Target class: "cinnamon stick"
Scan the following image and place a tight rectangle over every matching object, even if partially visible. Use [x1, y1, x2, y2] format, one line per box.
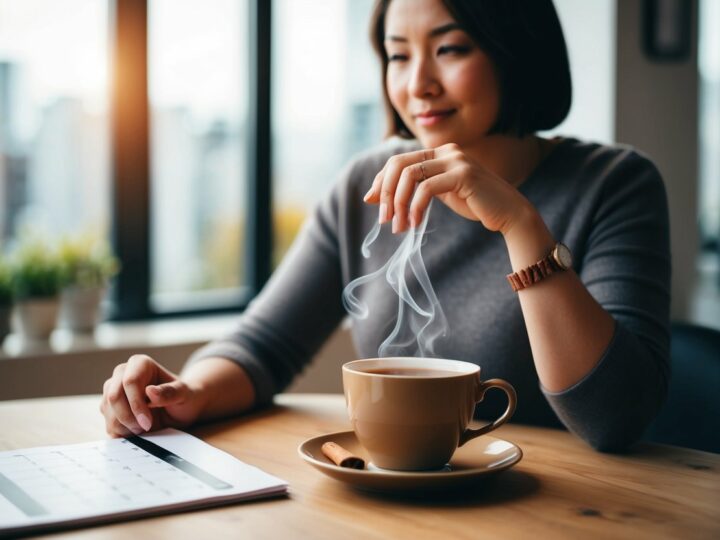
[321, 442, 365, 469]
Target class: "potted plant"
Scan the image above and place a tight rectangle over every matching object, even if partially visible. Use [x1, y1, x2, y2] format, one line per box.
[57, 234, 120, 333]
[10, 238, 64, 340]
[0, 256, 12, 344]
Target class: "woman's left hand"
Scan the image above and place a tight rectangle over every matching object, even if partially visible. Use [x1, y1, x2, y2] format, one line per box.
[364, 143, 531, 235]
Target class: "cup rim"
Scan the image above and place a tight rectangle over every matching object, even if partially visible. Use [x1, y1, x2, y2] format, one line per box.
[342, 357, 480, 378]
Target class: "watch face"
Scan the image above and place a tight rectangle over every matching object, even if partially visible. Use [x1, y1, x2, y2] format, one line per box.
[555, 243, 573, 269]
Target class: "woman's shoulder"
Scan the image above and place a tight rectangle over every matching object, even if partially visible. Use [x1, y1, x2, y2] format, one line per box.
[555, 136, 663, 185]
[550, 137, 668, 225]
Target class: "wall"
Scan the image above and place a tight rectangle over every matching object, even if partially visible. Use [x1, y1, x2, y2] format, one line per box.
[615, 0, 699, 320]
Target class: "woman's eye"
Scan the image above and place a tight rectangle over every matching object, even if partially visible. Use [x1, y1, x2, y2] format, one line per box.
[388, 53, 408, 62]
[438, 45, 470, 56]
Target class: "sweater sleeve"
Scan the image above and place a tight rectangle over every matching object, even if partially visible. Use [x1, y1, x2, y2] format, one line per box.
[541, 150, 671, 452]
[183, 165, 350, 408]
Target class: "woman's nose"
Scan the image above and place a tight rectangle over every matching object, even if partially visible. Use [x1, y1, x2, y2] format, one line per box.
[408, 58, 442, 98]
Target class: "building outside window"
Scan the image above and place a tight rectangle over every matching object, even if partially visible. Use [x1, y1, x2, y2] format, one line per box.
[0, 0, 111, 249]
[148, 0, 249, 313]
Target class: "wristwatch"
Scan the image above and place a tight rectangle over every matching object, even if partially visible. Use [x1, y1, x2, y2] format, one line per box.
[506, 242, 573, 292]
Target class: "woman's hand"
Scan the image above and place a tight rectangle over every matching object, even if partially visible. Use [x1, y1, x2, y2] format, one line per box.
[364, 143, 532, 234]
[100, 355, 204, 438]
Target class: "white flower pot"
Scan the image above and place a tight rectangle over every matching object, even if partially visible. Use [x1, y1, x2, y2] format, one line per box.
[58, 285, 106, 333]
[12, 297, 60, 340]
[0, 305, 11, 343]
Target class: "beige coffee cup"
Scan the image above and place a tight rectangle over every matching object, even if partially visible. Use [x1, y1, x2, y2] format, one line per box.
[342, 357, 517, 471]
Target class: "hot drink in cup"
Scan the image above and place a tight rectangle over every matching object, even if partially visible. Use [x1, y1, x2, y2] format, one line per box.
[342, 357, 517, 471]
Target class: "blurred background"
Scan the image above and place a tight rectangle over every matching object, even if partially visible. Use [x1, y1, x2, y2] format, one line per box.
[0, 0, 717, 397]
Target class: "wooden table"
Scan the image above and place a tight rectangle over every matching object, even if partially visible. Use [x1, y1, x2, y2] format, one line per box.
[0, 394, 717, 539]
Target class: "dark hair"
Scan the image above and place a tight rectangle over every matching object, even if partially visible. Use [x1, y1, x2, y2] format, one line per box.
[370, 0, 572, 138]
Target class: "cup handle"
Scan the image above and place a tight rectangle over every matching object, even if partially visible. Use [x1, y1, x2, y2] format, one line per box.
[458, 378, 517, 447]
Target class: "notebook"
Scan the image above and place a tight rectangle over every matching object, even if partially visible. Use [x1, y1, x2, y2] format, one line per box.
[0, 428, 288, 537]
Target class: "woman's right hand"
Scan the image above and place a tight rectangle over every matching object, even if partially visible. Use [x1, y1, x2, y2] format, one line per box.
[100, 354, 204, 438]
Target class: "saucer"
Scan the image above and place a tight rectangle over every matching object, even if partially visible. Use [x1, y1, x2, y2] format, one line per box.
[298, 430, 522, 493]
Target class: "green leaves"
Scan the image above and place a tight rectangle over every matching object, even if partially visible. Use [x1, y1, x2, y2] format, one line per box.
[57, 234, 120, 289]
[0, 233, 120, 302]
[8, 239, 64, 300]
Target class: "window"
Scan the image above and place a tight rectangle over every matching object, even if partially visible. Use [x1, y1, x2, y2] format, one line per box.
[698, 0, 720, 257]
[271, 0, 383, 264]
[148, 0, 249, 313]
[0, 0, 111, 247]
[111, 0, 265, 320]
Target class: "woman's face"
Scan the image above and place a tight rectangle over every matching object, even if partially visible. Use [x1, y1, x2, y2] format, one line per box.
[384, 0, 501, 149]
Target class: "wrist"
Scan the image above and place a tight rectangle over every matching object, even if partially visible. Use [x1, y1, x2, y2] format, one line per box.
[179, 372, 212, 417]
[501, 197, 539, 237]
[181, 357, 257, 421]
[502, 202, 555, 271]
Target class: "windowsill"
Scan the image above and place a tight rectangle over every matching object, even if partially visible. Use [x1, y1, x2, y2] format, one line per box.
[0, 313, 246, 401]
[0, 313, 242, 361]
[0, 313, 353, 401]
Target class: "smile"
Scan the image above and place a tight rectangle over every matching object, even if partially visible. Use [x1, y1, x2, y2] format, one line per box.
[414, 109, 456, 127]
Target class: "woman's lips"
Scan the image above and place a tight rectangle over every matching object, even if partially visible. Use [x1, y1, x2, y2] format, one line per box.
[414, 109, 456, 127]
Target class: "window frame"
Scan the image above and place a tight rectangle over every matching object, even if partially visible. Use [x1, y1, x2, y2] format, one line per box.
[109, 0, 272, 320]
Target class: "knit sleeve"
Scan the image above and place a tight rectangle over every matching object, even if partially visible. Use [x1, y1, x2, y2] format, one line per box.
[542, 150, 671, 451]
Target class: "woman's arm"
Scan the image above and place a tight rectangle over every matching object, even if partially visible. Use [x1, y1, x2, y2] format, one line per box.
[366, 142, 671, 451]
[502, 203, 616, 393]
[504, 153, 671, 451]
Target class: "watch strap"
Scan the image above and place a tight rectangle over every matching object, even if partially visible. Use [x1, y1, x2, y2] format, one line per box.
[506, 248, 563, 292]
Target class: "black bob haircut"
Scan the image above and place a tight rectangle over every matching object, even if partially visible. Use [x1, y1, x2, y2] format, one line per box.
[370, 0, 572, 138]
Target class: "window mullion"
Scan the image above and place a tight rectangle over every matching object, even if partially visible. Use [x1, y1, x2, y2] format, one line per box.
[109, 0, 151, 320]
[246, 0, 273, 294]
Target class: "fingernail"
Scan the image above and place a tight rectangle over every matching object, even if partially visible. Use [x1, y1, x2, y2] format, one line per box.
[137, 413, 151, 431]
[379, 203, 388, 224]
[363, 188, 373, 201]
[392, 215, 399, 234]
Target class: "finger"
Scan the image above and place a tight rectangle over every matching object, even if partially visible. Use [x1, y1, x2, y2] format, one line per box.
[392, 162, 423, 233]
[101, 379, 135, 438]
[377, 148, 434, 224]
[408, 172, 459, 228]
[99, 379, 111, 416]
[146, 380, 190, 408]
[106, 364, 143, 435]
[123, 355, 156, 431]
[393, 157, 445, 233]
[107, 417, 135, 438]
[363, 168, 385, 204]
[101, 377, 111, 402]
[434, 142, 460, 158]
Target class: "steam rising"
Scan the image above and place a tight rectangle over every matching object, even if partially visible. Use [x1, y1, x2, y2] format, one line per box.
[342, 200, 448, 357]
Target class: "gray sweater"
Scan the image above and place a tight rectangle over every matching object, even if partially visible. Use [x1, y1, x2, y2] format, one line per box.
[188, 137, 671, 452]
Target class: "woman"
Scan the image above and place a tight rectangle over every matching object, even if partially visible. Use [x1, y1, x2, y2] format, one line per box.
[100, 0, 670, 452]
